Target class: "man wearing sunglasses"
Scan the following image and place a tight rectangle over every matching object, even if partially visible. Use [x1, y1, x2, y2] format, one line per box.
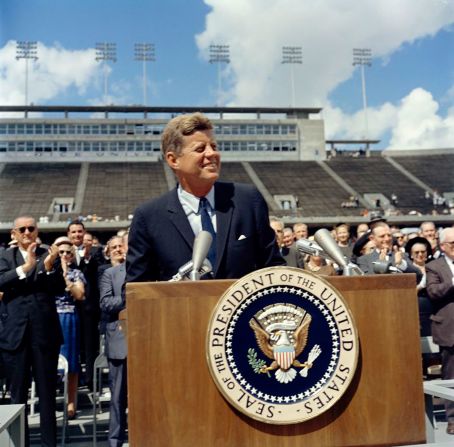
[0, 216, 64, 446]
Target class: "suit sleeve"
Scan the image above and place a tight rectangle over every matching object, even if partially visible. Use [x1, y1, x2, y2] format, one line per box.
[251, 188, 285, 268]
[126, 206, 157, 283]
[356, 254, 371, 274]
[100, 269, 124, 315]
[426, 261, 454, 301]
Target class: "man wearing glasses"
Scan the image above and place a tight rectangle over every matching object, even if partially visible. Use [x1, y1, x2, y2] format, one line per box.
[0, 216, 64, 446]
[427, 227, 454, 435]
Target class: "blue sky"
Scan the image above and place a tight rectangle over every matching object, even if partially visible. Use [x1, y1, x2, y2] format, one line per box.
[1, 0, 453, 150]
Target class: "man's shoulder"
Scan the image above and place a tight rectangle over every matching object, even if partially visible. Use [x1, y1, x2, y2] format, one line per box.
[426, 256, 447, 271]
[215, 181, 260, 202]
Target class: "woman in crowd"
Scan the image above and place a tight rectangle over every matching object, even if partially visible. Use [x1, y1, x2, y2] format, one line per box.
[53, 236, 86, 419]
[304, 254, 336, 276]
[405, 236, 433, 336]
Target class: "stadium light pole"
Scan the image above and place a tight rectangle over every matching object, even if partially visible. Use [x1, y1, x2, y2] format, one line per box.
[134, 43, 155, 106]
[353, 48, 372, 145]
[16, 41, 38, 106]
[209, 45, 230, 106]
[282, 46, 302, 108]
[95, 42, 117, 104]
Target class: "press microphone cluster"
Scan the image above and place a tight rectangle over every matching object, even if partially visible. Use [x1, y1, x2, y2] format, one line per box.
[372, 261, 402, 274]
[169, 230, 213, 282]
[296, 228, 363, 276]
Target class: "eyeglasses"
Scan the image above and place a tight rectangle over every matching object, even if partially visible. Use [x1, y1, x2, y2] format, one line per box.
[412, 250, 427, 255]
[59, 250, 72, 255]
[15, 226, 36, 233]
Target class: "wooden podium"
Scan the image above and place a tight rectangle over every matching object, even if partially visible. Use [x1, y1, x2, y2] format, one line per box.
[125, 274, 425, 447]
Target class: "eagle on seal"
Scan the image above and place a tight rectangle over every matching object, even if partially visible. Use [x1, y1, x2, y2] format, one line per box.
[249, 303, 316, 384]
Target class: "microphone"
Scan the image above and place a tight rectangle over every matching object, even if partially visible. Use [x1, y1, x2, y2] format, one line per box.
[169, 259, 212, 282]
[314, 228, 363, 276]
[296, 239, 328, 258]
[191, 231, 213, 275]
[169, 231, 213, 281]
[372, 261, 402, 274]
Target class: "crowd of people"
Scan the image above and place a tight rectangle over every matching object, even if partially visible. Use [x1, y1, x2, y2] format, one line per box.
[1, 111, 454, 446]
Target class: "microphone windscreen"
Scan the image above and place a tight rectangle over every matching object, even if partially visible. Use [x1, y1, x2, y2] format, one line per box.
[314, 228, 348, 268]
[192, 231, 213, 271]
[372, 261, 391, 274]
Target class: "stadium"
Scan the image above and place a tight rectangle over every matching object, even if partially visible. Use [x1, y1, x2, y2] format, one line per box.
[0, 104, 453, 247]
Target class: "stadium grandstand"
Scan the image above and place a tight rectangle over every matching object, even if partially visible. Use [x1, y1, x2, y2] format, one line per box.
[0, 105, 453, 245]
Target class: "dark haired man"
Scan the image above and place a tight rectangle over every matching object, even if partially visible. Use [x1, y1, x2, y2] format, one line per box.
[126, 112, 284, 283]
[67, 220, 103, 389]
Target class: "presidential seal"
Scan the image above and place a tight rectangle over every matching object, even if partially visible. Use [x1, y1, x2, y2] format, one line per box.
[206, 267, 358, 424]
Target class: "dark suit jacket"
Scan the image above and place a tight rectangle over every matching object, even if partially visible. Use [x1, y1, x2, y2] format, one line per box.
[281, 245, 304, 269]
[0, 246, 63, 351]
[426, 256, 454, 347]
[126, 182, 284, 282]
[99, 263, 127, 359]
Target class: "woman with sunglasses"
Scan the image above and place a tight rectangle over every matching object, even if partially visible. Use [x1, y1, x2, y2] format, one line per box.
[52, 236, 86, 419]
[405, 237, 433, 337]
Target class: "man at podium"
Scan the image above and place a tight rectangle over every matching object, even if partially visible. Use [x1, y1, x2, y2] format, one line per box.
[126, 112, 284, 282]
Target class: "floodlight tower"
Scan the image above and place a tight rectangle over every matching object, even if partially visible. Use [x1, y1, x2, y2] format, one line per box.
[353, 48, 372, 142]
[95, 42, 117, 104]
[16, 41, 38, 106]
[282, 46, 302, 108]
[134, 43, 155, 105]
[209, 44, 230, 106]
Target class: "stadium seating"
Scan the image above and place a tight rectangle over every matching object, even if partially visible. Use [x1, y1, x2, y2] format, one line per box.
[81, 162, 168, 219]
[0, 163, 80, 223]
[251, 161, 360, 217]
[0, 154, 452, 226]
[391, 154, 454, 193]
[326, 157, 433, 214]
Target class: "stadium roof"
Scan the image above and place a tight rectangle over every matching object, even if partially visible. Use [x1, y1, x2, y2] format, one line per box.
[326, 139, 380, 145]
[0, 105, 322, 118]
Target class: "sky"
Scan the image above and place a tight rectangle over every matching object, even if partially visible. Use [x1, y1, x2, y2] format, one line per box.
[0, 0, 453, 150]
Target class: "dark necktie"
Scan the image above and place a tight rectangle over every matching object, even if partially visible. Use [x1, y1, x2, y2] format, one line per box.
[199, 197, 217, 268]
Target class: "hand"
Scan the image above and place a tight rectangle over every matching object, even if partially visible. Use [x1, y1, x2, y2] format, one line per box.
[44, 244, 60, 272]
[61, 259, 68, 276]
[22, 242, 37, 273]
[378, 248, 387, 261]
[393, 246, 403, 265]
[83, 245, 91, 260]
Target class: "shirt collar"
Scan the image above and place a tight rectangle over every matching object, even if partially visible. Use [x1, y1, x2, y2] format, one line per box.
[178, 185, 215, 214]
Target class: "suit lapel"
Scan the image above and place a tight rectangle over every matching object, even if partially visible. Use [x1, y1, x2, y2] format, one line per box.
[166, 188, 195, 250]
[214, 182, 234, 273]
[14, 247, 24, 268]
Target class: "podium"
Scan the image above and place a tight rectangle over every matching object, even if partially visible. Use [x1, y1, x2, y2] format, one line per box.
[125, 274, 425, 447]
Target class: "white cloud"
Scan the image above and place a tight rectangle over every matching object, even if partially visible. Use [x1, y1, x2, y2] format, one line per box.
[196, 0, 454, 148]
[388, 88, 454, 149]
[0, 40, 99, 107]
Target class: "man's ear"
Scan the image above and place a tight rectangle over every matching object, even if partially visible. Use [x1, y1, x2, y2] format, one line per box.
[166, 151, 178, 170]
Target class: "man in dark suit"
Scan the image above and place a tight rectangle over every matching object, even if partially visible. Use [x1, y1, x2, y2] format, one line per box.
[0, 216, 63, 446]
[426, 227, 454, 435]
[269, 217, 304, 269]
[356, 222, 418, 275]
[100, 256, 127, 447]
[67, 220, 104, 389]
[126, 112, 283, 283]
